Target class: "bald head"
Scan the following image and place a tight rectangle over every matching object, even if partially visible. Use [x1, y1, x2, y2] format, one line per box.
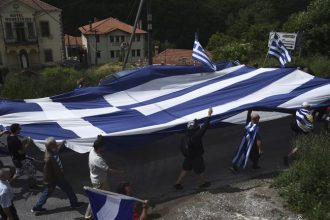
[251, 112, 260, 124]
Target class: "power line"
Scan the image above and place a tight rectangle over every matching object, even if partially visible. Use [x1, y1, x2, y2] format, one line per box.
[30, 0, 62, 25]
[126, 0, 139, 22]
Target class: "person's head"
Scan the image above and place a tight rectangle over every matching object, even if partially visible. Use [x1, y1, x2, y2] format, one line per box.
[302, 102, 311, 110]
[187, 119, 199, 133]
[77, 78, 87, 88]
[45, 137, 58, 154]
[10, 123, 21, 135]
[251, 112, 260, 124]
[116, 181, 133, 196]
[93, 135, 105, 153]
[0, 168, 14, 181]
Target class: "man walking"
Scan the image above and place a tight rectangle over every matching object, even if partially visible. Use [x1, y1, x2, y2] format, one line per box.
[231, 112, 262, 172]
[31, 137, 83, 213]
[85, 135, 125, 219]
[0, 168, 19, 220]
[7, 124, 37, 190]
[174, 107, 213, 190]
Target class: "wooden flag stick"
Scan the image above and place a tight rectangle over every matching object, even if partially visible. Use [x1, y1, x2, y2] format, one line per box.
[84, 186, 145, 203]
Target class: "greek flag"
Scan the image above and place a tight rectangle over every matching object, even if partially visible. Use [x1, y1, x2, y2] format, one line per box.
[0, 62, 329, 153]
[192, 40, 216, 71]
[85, 187, 136, 220]
[268, 33, 292, 67]
[296, 108, 314, 132]
[232, 122, 259, 169]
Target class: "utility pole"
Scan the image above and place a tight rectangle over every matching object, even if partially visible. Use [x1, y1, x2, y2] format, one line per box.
[123, 0, 145, 70]
[147, 0, 152, 65]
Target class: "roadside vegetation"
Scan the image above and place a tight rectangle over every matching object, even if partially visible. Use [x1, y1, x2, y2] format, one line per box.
[274, 133, 330, 220]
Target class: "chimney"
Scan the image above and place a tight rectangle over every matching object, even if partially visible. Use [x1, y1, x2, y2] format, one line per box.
[154, 45, 159, 56]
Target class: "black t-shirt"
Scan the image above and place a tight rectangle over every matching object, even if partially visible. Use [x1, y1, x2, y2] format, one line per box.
[7, 135, 26, 162]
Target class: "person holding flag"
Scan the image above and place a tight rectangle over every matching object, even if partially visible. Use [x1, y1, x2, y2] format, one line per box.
[231, 112, 262, 173]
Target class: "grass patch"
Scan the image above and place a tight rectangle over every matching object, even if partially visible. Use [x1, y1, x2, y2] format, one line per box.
[274, 133, 330, 220]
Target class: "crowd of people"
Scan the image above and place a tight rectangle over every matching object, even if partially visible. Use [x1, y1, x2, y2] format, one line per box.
[0, 103, 329, 219]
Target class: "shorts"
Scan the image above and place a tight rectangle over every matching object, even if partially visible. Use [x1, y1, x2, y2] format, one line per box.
[14, 159, 36, 178]
[182, 156, 205, 174]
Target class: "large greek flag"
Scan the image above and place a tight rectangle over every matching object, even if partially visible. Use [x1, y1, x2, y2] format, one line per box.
[192, 40, 217, 71]
[268, 33, 292, 67]
[0, 62, 329, 153]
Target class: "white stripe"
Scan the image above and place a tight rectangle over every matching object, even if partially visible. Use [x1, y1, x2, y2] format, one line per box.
[104, 65, 243, 107]
[96, 195, 121, 220]
[133, 68, 274, 116]
[25, 98, 105, 138]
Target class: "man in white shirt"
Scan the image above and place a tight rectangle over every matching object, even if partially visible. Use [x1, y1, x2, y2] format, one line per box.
[0, 168, 19, 220]
[84, 135, 124, 219]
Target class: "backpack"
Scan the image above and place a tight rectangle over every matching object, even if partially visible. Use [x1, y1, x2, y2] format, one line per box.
[180, 136, 193, 157]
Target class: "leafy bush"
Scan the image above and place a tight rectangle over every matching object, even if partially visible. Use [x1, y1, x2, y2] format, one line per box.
[274, 133, 330, 220]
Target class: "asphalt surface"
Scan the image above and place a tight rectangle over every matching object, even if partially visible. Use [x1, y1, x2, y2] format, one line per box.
[0, 116, 295, 220]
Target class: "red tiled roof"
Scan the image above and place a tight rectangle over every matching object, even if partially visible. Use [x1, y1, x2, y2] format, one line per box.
[0, 0, 60, 11]
[64, 34, 83, 47]
[79, 17, 147, 35]
[153, 49, 213, 65]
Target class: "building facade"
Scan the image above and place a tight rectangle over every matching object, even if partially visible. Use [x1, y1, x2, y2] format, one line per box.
[79, 17, 147, 65]
[0, 0, 63, 71]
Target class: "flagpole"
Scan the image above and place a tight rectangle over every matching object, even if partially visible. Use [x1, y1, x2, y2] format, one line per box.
[262, 53, 268, 67]
[84, 186, 146, 203]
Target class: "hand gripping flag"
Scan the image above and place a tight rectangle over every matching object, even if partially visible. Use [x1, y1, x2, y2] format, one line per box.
[268, 33, 292, 67]
[232, 122, 259, 169]
[85, 187, 143, 220]
[192, 40, 217, 71]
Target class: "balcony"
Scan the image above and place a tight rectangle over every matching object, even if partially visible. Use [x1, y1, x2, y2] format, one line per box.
[4, 37, 38, 45]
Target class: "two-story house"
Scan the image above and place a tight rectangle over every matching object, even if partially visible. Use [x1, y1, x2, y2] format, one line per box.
[0, 0, 63, 70]
[79, 17, 147, 65]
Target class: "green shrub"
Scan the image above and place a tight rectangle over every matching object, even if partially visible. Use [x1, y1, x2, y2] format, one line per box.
[274, 133, 330, 220]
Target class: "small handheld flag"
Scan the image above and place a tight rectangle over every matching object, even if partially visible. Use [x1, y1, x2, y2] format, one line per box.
[84, 186, 144, 220]
[192, 35, 216, 71]
[268, 33, 292, 67]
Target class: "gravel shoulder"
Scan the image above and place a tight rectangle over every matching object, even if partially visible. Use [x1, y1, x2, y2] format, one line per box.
[150, 177, 301, 220]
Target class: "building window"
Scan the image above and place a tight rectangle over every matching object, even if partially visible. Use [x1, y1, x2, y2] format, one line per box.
[137, 49, 141, 57]
[115, 36, 120, 43]
[110, 36, 114, 43]
[40, 21, 50, 37]
[110, 50, 115, 58]
[120, 36, 125, 42]
[44, 49, 53, 62]
[96, 50, 101, 58]
[5, 22, 14, 39]
[115, 50, 120, 58]
[131, 50, 136, 57]
[27, 22, 35, 38]
[96, 35, 100, 43]
[136, 35, 141, 42]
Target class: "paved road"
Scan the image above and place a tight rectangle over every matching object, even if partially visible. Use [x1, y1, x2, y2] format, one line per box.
[1, 117, 295, 220]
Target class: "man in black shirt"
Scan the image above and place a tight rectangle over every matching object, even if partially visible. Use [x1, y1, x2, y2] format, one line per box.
[7, 124, 37, 189]
[174, 108, 213, 190]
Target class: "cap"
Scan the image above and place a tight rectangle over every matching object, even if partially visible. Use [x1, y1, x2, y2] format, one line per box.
[302, 102, 311, 108]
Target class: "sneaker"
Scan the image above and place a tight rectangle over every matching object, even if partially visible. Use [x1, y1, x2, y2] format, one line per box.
[199, 181, 211, 188]
[230, 166, 238, 174]
[174, 183, 183, 190]
[71, 201, 85, 209]
[31, 207, 47, 213]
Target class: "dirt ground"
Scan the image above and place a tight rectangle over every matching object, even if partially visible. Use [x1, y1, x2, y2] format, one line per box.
[150, 177, 302, 220]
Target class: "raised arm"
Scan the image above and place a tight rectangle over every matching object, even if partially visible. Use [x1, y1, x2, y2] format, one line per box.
[194, 107, 213, 139]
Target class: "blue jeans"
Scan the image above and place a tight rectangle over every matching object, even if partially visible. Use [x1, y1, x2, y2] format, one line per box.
[34, 178, 78, 209]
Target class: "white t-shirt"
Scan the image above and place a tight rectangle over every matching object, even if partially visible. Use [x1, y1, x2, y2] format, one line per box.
[0, 180, 13, 208]
[88, 149, 109, 185]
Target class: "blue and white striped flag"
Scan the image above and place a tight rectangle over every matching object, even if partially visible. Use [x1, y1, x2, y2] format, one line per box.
[192, 40, 217, 71]
[268, 33, 292, 67]
[85, 187, 139, 220]
[232, 122, 259, 169]
[296, 108, 314, 133]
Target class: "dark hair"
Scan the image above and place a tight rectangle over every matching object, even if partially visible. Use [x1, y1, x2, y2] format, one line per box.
[93, 135, 104, 151]
[116, 181, 130, 195]
[10, 123, 21, 133]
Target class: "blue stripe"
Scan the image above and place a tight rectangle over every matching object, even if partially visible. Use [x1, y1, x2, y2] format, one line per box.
[114, 199, 134, 220]
[0, 100, 42, 115]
